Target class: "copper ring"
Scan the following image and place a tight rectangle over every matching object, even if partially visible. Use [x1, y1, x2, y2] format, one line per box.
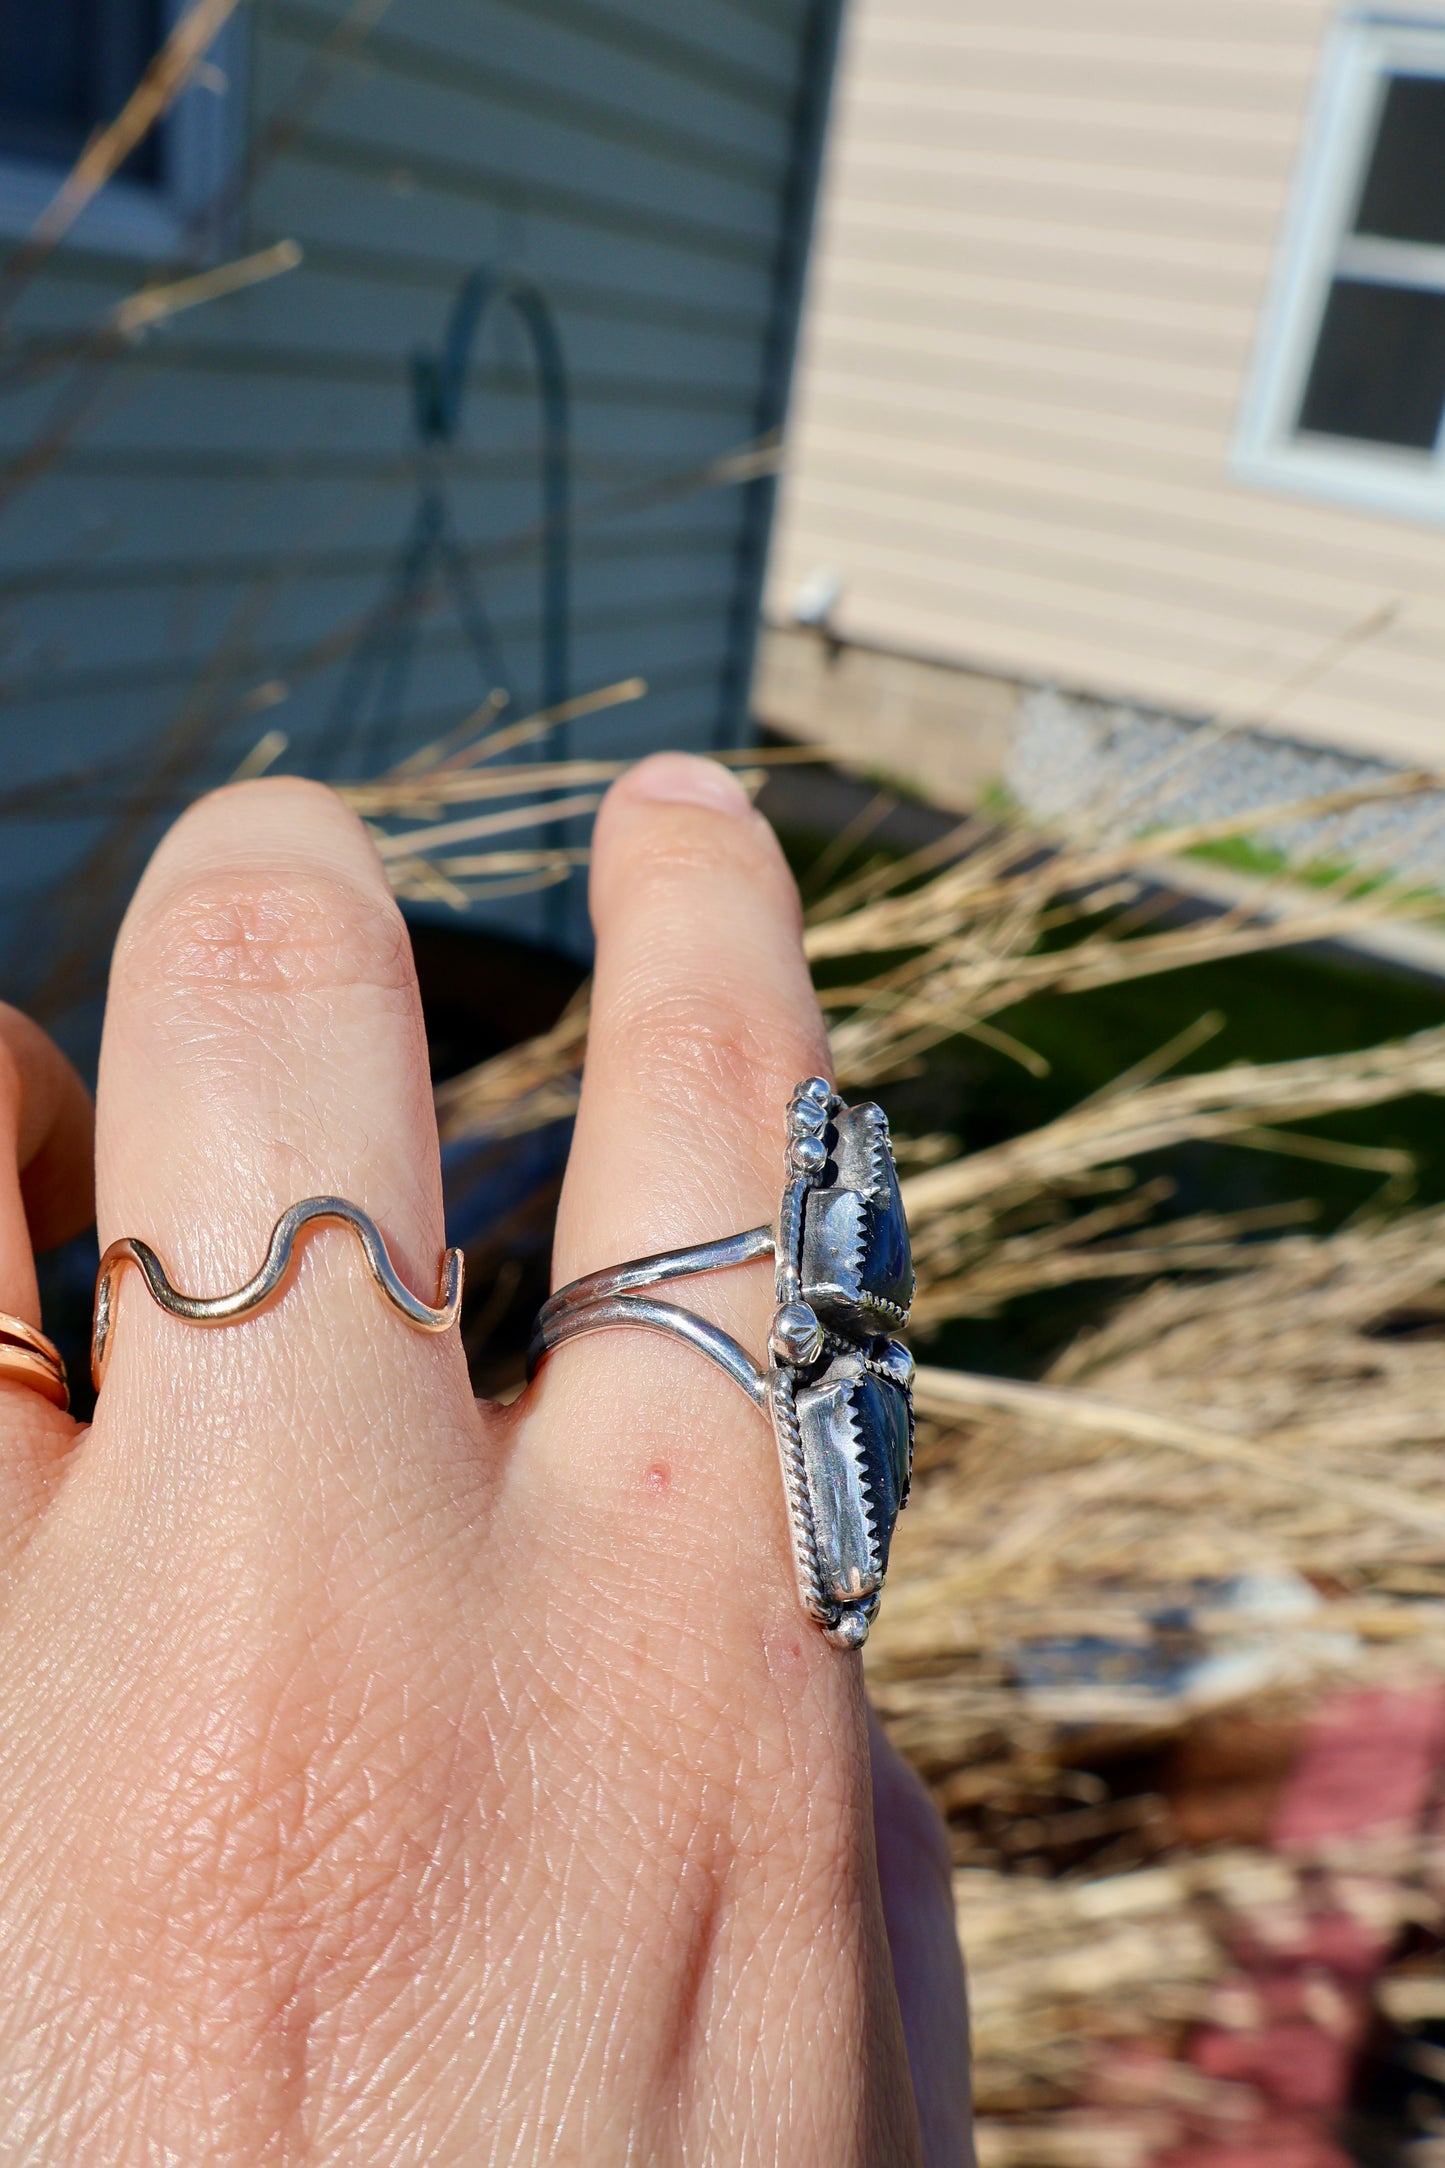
[0, 1314, 70, 1411]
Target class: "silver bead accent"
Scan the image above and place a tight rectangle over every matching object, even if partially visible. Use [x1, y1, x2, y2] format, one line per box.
[770, 1299, 823, 1366]
[826, 1609, 871, 1649]
[789, 1133, 828, 1176]
[789, 1098, 828, 1136]
[798, 1075, 832, 1106]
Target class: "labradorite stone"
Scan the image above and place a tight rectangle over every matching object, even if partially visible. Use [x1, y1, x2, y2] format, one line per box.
[794, 1356, 914, 1604]
[796, 1370, 879, 1606]
[799, 1103, 914, 1330]
[860, 1185, 913, 1314]
[849, 1368, 911, 1574]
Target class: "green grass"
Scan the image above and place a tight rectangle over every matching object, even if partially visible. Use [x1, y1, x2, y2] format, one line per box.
[1182, 832, 1445, 917]
[775, 807, 1445, 1379]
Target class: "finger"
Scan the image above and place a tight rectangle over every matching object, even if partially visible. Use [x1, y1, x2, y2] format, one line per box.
[527, 758, 922, 2156]
[91, 779, 478, 1515]
[0, 1007, 90, 1533]
[558, 754, 828, 1270]
[0, 1003, 94, 1322]
[869, 1708, 974, 2168]
[529, 752, 831, 1613]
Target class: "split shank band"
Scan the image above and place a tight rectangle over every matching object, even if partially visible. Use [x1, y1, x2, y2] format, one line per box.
[49, 1079, 913, 1649]
[530, 1078, 917, 1648]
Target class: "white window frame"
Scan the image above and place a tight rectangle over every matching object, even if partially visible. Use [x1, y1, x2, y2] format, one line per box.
[0, 2, 247, 262]
[1234, 10, 1445, 525]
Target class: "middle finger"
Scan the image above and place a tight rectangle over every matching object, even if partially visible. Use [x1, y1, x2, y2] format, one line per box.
[88, 778, 482, 1525]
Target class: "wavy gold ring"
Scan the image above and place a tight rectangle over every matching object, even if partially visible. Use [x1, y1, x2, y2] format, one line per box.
[92, 1196, 463, 1389]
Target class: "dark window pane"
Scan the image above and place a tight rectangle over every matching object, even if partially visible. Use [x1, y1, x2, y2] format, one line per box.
[1297, 278, 1445, 448]
[0, 0, 165, 181]
[1354, 74, 1445, 245]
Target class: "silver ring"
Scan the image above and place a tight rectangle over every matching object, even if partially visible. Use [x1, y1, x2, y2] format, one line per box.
[529, 1078, 915, 1648]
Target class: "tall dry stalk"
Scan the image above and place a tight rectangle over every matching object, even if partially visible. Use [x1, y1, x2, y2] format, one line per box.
[0, 0, 245, 307]
[876, 1208, 1445, 2143]
[379, 739, 1445, 2156]
[403, 750, 1445, 1325]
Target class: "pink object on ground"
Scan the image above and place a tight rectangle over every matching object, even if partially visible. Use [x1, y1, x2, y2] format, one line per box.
[1143, 1684, 1445, 2163]
[1269, 1687, 1445, 1851]
[1191, 2019, 1360, 2110]
[1155, 2129, 1357, 2168]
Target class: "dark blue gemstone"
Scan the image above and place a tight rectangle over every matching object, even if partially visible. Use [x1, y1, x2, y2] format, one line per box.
[849, 1369, 911, 1574]
[795, 1353, 913, 1605]
[859, 1188, 912, 1316]
[799, 1101, 913, 1331]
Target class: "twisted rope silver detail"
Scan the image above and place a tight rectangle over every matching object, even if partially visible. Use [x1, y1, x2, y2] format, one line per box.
[768, 1373, 832, 1625]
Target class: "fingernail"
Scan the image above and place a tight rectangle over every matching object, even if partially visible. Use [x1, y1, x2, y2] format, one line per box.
[624, 752, 751, 817]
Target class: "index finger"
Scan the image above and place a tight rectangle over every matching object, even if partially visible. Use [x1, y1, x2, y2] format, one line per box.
[524, 753, 833, 1627]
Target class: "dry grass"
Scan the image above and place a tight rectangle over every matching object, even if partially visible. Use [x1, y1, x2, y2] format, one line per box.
[408, 739, 1445, 1332]
[385, 734, 1445, 2158]
[883, 1209, 1445, 1756]
[956, 1831, 1445, 2153]
[872, 1209, 1445, 2152]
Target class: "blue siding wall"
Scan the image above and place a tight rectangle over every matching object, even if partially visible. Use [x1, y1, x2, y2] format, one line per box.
[0, 0, 841, 1061]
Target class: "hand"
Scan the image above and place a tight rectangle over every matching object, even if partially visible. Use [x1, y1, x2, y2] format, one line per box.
[0, 754, 969, 2165]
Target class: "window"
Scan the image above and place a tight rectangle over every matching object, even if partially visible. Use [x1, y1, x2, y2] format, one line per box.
[1235, 14, 1445, 523]
[0, 1, 165, 178]
[0, 0, 244, 259]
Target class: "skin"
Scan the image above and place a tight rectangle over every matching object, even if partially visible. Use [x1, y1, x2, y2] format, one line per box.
[0, 754, 971, 2166]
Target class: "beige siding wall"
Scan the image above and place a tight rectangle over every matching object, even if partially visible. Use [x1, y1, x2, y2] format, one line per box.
[768, 0, 1445, 769]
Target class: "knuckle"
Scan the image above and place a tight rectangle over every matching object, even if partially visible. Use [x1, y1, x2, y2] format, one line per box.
[121, 864, 413, 1011]
[609, 982, 803, 1132]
